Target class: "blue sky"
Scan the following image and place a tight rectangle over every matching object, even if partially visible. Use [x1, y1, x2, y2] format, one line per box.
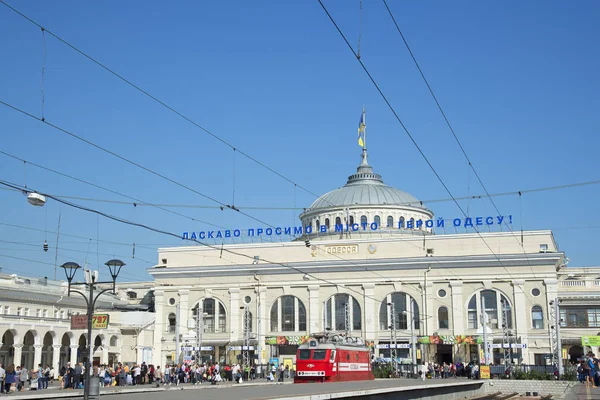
[1, 0, 599, 282]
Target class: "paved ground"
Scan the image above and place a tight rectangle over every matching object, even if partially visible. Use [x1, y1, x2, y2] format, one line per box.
[565, 383, 600, 400]
[5, 377, 480, 399]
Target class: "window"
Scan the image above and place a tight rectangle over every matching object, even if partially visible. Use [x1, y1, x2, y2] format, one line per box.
[127, 291, 138, 299]
[24, 308, 29, 316]
[374, 216, 381, 227]
[3, 306, 9, 314]
[349, 216, 354, 225]
[531, 288, 540, 297]
[17, 307, 22, 316]
[168, 297, 176, 305]
[399, 216, 405, 228]
[387, 216, 394, 228]
[532, 306, 544, 329]
[270, 296, 308, 332]
[409, 218, 415, 228]
[313, 350, 327, 360]
[193, 298, 227, 333]
[167, 313, 176, 333]
[466, 290, 512, 330]
[360, 215, 367, 226]
[438, 307, 449, 329]
[61, 310, 66, 319]
[36, 309, 42, 318]
[325, 218, 330, 229]
[324, 294, 361, 331]
[54, 310, 59, 319]
[316, 220, 320, 229]
[299, 349, 311, 360]
[43, 310, 48, 318]
[438, 289, 447, 298]
[335, 217, 342, 227]
[379, 292, 420, 330]
[560, 308, 600, 328]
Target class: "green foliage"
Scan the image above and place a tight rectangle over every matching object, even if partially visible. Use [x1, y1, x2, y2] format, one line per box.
[373, 363, 395, 379]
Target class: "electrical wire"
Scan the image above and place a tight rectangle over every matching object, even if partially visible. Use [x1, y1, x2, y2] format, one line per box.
[315, 0, 543, 282]
[381, 0, 538, 278]
[0, 0, 328, 207]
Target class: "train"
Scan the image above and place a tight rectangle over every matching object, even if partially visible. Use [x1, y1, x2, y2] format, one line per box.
[294, 332, 374, 383]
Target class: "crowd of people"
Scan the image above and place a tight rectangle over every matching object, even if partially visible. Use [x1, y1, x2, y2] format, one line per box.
[577, 352, 600, 388]
[0, 363, 55, 393]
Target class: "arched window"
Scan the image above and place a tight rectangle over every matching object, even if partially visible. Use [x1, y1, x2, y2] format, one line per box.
[335, 217, 342, 227]
[168, 313, 176, 333]
[270, 296, 307, 332]
[438, 307, 449, 329]
[409, 218, 415, 228]
[387, 216, 393, 228]
[325, 218, 330, 229]
[316, 220, 320, 229]
[324, 294, 361, 331]
[126, 291, 137, 299]
[109, 336, 118, 347]
[466, 290, 512, 330]
[399, 217, 405, 228]
[378, 292, 420, 330]
[349, 216, 354, 225]
[532, 306, 544, 329]
[193, 298, 227, 333]
[360, 215, 367, 226]
[374, 216, 381, 227]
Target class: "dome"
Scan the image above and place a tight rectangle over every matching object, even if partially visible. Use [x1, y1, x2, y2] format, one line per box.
[307, 150, 426, 211]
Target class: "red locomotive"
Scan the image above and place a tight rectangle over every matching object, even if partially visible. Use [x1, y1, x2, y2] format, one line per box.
[294, 332, 374, 383]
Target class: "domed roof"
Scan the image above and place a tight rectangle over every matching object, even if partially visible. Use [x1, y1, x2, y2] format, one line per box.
[308, 150, 426, 211]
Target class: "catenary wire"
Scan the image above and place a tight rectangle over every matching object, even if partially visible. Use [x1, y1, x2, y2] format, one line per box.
[1, 180, 448, 318]
[315, 0, 542, 282]
[381, 0, 538, 278]
[0, 0, 328, 207]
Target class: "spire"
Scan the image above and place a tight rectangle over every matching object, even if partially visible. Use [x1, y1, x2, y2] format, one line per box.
[346, 148, 383, 185]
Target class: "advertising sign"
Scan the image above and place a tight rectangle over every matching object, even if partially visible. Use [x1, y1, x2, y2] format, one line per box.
[70, 314, 110, 330]
[582, 336, 600, 346]
[480, 366, 491, 379]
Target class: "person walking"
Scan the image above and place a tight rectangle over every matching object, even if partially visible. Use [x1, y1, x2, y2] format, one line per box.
[3, 365, 15, 393]
[0, 363, 5, 394]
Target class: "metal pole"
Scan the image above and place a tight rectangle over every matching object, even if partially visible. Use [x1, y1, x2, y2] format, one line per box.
[555, 298, 563, 377]
[411, 299, 417, 376]
[84, 277, 94, 400]
[481, 295, 489, 365]
[243, 306, 250, 368]
[388, 303, 397, 377]
[175, 303, 180, 365]
[195, 306, 202, 363]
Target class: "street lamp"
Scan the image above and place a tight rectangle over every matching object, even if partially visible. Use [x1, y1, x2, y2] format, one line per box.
[402, 299, 417, 377]
[61, 259, 125, 400]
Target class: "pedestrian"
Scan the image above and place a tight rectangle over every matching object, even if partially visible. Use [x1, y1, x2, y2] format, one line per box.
[0, 363, 5, 394]
[18, 366, 28, 392]
[420, 362, 428, 381]
[3, 364, 15, 393]
[154, 366, 162, 387]
[73, 363, 83, 389]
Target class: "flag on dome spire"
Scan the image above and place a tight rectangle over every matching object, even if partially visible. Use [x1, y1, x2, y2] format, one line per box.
[357, 108, 366, 148]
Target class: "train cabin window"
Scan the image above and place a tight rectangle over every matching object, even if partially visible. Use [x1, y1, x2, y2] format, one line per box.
[356, 354, 359, 361]
[299, 349, 311, 360]
[313, 350, 327, 360]
[346, 353, 350, 361]
[330, 350, 336, 362]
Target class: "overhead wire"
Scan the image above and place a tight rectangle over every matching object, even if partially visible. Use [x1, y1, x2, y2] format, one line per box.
[0, 179, 441, 318]
[316, 0, 538, 282]
[0, 0, 327, 206]
[381, 0, 538, 278]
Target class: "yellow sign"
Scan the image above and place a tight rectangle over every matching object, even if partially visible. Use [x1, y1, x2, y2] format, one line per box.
[562, 348, 567, 360]
[416, 349, 421, 359]
[92, 314, 110, 329]
[480, 365, 491, 379]
[283, 358, 293, 370]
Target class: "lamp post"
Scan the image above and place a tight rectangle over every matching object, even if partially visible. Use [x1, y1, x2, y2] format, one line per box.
[387, 302, 398, 377]
[61, 259, 125, 400]
[403, 298, 417, 376]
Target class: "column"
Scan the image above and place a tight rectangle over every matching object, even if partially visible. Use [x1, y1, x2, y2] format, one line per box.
[449, 281, 464, 333]
[362, 284, 375, 341]
[152, 290, 164, 367]
[308, 285, 320, 335]
[13, 344, 23, 367]
[178, 289, 189, 336]
[33, 344, 43, 367]
[512, 279, 528, 363]
[257, 286, 267, 365]
[229, 288, 240, 342]
[70, 344, 78, 366]
[52, 344, 61, 371]
[101, 346, 109, 365]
